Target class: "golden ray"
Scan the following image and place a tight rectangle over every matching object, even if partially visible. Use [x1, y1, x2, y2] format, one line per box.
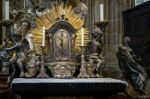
[30, 3, 89, 54]
[74, 28, 90, 52]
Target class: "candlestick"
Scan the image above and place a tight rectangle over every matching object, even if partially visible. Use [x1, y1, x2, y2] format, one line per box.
[37, 46, 49, 78]
[81, 28, 84, 46]
[42, 27, 45, 46]
[100, 4, 104, 21]
[5, 0, 9, 20]
[78, 46, 89, 78]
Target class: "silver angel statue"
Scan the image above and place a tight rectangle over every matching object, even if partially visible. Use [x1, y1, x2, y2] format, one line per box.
[5, 16, 30, 77]
[85, 29, 105, 77]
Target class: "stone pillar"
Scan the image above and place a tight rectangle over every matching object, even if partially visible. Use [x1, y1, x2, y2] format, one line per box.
[0, 0, 2, 44]
[101, 0, 119, 77]
[102, 0, 134, 77]
[103, 0, 116, 68]
[103, 0, 109, 65]
[91, 0, 95, 32]
[86, 0, 98, 38]
[94, 0, 100, 22]
[87, 0, 92, 35]
[2, 0, 10, 41]
[108, 0, 116, 67]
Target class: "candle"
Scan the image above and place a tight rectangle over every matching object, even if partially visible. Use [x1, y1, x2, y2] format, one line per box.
[42, 27, 45, 46]
[100, 4, 104, 21]
[5, 0, 9, 20]
[81, 28, 84, 46]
